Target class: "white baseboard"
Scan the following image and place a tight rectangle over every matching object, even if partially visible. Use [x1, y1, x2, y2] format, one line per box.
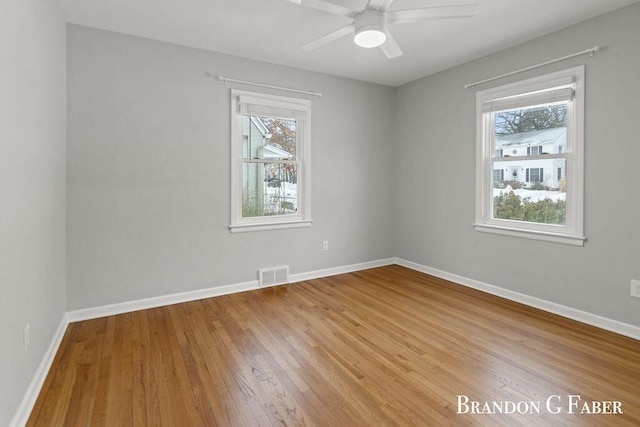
[66, 258, 395, 323]
[66, 280, 259, 323]
[10, 313, 69, 427]
[394, 257, 640, 341]
[289, 258, 395, 283]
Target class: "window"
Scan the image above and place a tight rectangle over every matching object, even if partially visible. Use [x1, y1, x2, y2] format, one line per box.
[230, 90, 312, 232]
[527, 146, 542, 156]
[474, 66, 585, 246]
[526, 168, 543, 183]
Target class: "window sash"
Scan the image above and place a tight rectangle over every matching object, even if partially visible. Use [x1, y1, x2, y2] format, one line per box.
[242, 119, 308, 162]
[241, 160, 301, 219]
[243, 159, 300, 164]
[492, 153, 567, 162]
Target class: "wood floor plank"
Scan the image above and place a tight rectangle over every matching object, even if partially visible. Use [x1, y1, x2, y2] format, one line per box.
[27, 265, 640, 426]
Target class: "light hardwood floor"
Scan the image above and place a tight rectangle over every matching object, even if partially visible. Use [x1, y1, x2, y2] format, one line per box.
[28, 265, 640, 426]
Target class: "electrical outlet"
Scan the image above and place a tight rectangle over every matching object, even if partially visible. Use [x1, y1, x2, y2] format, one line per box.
[631, 280, 640, 299]
[322, 240, 329, 251]
[24, 324, 30, 351]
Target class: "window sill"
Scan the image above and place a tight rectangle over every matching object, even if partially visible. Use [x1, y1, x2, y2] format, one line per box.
[229, 219, 313, 233]
[473, 223, 585, 246]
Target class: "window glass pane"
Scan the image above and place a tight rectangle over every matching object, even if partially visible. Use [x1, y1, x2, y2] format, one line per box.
[242, 115, 296, 161]
[494, 103, 568, 158]
[242, 162, 298, 217]
[492, 158, 566, 225]
[491, 103, 568, 226]
[495, 103, 568, 134]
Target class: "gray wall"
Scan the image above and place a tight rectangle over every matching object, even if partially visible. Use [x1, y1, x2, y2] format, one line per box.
[394, 3, 640, 326]
[66, 25, 396, 310]
[0, 0, 67, 424]
[67, 5, 640, 322]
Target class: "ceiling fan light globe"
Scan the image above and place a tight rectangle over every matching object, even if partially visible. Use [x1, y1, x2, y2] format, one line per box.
[354, 28, 386, 48]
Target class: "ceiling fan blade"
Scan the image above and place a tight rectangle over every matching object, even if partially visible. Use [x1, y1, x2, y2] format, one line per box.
[387, 3, 479, 25]
[302, 24, 355, 51]
[380, 31, 403, 59]
[284, 0, 358, 18]
[366, 0, 395, 11]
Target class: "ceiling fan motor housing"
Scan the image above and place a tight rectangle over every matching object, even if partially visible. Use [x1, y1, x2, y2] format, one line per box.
[354, 9, 387, 48]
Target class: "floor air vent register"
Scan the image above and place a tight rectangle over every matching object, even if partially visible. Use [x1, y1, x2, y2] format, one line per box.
[258, 266, 289, 287]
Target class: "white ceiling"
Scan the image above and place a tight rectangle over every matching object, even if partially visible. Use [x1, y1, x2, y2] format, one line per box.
[58, 0, 639, 87]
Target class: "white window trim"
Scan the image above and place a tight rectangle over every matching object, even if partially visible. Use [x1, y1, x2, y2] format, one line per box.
[474, 66, 585, 246]
[229, 89, 312, 233]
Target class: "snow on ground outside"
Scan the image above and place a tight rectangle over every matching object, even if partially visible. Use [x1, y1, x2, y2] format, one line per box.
[493, 188, 566, 202]
[268, 183, 564, 205]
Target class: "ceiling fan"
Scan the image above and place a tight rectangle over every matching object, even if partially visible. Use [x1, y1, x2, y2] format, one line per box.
[285, 0, 479, 59]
